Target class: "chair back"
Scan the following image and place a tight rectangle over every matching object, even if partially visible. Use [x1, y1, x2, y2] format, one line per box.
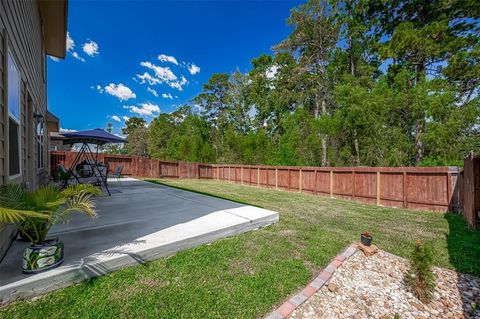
[114, 165, 124, 176]
[57, 164, 68, 174]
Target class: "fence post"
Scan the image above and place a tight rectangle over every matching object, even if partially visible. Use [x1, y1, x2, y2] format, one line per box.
[330, 170, 334, 198]
[299, 168, 302, 193]
[229, 166, 232, 183]
[257, 167, 260, 187]
[403, 170, 408, 208]
[241, 166, 243, 185]
[352, 170, 356, 199]
[447, 172, 452, 211]
[275, 168, 278, 190]
[376, 171, 381, 206]
[287, 168, 291, 191]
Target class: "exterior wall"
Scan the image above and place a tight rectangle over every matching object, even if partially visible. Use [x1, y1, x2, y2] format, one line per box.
[49, 136, 68, 151]
[0, 0, 49, 259]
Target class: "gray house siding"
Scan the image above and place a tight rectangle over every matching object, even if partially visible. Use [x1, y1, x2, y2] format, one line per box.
[0, 0, 50, 260]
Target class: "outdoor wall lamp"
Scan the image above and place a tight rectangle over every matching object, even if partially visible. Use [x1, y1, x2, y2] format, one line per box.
[34, 113, 44, 122]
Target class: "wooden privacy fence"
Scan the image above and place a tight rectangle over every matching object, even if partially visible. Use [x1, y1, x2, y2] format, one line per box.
[50, 151, 213, 180]
[50, 151, 460, 213]
[213, 165, 460, 213]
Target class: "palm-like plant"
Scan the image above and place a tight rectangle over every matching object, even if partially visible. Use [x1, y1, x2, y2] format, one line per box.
[0, 184, 101, 245]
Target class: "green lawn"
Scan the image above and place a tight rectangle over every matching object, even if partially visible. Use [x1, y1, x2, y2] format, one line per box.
[2, 179, 479, 318]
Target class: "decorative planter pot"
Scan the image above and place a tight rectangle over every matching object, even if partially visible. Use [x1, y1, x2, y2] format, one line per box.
[22, 238, 64, 274]
[361, 234, 373, 246]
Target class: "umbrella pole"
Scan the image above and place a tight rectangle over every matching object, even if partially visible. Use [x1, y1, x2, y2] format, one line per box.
[85, 143, 111, 196]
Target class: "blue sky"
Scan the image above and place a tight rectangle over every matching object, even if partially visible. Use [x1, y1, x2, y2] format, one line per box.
[48, 0, 303, 135]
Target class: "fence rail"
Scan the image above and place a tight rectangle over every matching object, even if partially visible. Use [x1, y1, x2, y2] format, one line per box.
[50, 151, 460, 213]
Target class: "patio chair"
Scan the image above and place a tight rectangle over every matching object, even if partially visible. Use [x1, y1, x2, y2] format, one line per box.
[57, 164, 75, 183]
[58, 163, 101, 187]
[109, 165, 124, 183]
[73, 170, 102, 186]
[80, 164, 93, 177]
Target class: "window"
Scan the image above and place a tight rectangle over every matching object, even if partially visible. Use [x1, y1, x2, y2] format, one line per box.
[36, 121, 44, 169]
[7, 52, 21, 178]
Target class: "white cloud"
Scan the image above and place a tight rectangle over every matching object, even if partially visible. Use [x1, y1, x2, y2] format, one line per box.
[125, 102, 160, 116]
[82, 40, 99, 57]
[111, 115, 121, 122]
[122, 116, 130, 121]
[66, 32, 75, 52]
[136, 72, 161, 85]
[158, 54, 178, 65]
[136, 61, 188, 91]
[72, 51, 85, 62]
[104, 83, 136, 101]
[140, 61, 177, 82]
[93, 84, 104, 93]
[188, 63, 201, 75]
[168, 75, 188, 91]
[147, 87, 158, 97]
[66, 32, 86, 62]
[60, 127, 77, 133]
[162, 93, 173, 99]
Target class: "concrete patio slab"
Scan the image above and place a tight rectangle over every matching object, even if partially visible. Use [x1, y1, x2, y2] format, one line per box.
[0, 178, 279, 304]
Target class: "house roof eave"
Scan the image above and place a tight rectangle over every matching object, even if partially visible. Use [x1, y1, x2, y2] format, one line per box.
[38, 0, 68, 58]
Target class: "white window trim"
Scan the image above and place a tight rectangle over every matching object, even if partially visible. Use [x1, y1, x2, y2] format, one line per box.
[36, 120, 45, 170]
[7, 50, 22, 180]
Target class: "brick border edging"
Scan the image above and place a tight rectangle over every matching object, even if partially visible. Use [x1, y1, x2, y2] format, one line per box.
[264, 244, 358, 319]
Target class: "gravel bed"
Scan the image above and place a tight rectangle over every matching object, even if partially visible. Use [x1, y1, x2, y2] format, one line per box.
[290, 250, 480, 319]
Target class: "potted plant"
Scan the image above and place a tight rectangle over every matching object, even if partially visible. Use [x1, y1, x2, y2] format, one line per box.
[361, 231, 373, 246]
[0, 184, 101, 273]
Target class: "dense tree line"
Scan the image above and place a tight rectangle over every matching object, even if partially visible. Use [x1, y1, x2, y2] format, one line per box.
[122, 0, 480, 167]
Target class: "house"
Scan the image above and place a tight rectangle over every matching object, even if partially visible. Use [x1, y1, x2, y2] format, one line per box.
[49, 131, 68, 151]
[0, 0, 68, 259]
[47, 111, 69, 151]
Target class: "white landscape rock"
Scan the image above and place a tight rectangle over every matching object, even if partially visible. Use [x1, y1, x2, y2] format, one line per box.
[290, 250, 480, 319]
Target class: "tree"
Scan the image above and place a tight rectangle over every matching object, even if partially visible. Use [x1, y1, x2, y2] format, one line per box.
[148, 113, 176, 159]
[122, 117, 146, 136]
[229, 71, 253, 134]
[329, 0, 380, 165]
[125, 126, 149, 157]
[276, 108, 323, 166]
[367, 0, 480, 164]
[248, 53, 300, 140]
[194, 73, 232, 129]
[166, 114, 216, 163]
[274, 0, 339, 166]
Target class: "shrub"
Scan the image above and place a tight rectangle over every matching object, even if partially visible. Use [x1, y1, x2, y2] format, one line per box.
[404, 240, 436, 303]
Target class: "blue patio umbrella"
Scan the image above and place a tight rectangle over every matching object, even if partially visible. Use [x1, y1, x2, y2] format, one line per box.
[62, 128, 126, 145]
